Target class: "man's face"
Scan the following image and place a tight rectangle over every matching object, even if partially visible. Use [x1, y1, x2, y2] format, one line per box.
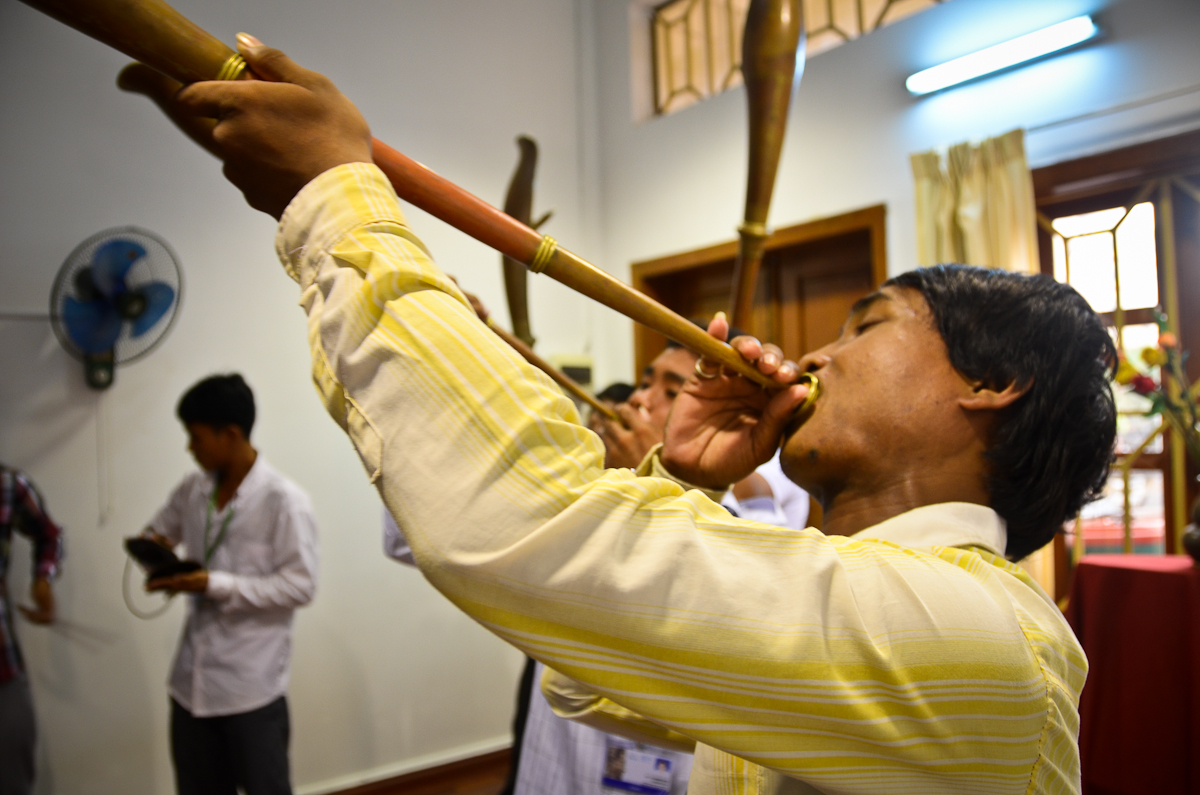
[629, 347, 699, 431]
[185, 423, 235, 473]
[780, 286, 979, 500]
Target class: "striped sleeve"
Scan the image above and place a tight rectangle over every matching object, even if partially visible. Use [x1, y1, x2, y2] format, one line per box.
[275, 163, 1081, 795]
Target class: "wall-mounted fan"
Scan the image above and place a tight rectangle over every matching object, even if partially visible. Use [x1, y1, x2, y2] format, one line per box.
[50, 227, 182, 389]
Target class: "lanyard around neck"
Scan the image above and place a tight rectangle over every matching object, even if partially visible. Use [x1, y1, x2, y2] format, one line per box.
[204, 490, 235, 566]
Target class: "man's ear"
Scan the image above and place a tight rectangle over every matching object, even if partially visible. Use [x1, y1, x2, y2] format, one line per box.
[958, 379, 1030, 412]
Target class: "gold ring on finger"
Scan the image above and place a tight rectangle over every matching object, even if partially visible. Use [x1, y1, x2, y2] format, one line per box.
[694, 359, 722, 380]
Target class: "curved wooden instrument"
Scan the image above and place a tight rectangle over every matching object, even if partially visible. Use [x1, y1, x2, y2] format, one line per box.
[500, 136, 542, 348]
[19, 0, 782, 390]
[729, 0, 804, 331]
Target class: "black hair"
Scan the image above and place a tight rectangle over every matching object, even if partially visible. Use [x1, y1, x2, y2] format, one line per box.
[596, 382, 635, 404]
[885, 265, 1117, 560]
[177, 373, 256, 439]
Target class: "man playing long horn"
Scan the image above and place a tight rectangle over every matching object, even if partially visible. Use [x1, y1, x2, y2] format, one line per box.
[147, 36, 1113, 795]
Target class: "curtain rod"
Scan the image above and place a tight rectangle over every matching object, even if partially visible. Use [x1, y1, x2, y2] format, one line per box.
[1028, 83, 1200, 134]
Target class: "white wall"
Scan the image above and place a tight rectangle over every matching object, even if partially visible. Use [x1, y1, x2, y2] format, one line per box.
[586, 0, 1200, 379]
[0, 0, 600, 792]
[3, 0, 1200, 792]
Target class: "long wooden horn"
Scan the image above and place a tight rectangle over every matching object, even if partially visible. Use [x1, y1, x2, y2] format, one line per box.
[728, 0, 804, 330]
[19, 0, 782, 390]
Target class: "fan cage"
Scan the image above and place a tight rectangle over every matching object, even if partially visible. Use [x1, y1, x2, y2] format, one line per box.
[50, 226, 183, 365]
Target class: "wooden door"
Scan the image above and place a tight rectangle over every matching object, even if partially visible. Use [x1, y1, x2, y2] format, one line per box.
[631, 205, 887, 528]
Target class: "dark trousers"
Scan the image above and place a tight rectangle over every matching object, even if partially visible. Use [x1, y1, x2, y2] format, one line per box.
[170, 696, 292, 795]
[0, 675, 36, 795]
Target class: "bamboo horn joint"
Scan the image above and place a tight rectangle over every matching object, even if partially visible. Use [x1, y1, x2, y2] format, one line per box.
[530, 235, 558, 274]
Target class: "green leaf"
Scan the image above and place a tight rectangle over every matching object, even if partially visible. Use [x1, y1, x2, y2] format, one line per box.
[1147, 394, 1166, 416]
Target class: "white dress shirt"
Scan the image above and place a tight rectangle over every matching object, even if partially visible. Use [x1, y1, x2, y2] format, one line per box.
[722, 450, 809, 528]
[382, 508, 414, 564]
[755, 450, 810, 530]
[150, 456, 319, 717]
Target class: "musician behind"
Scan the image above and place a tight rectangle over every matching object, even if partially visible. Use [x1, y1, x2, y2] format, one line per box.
[139, 36, 1117, 795]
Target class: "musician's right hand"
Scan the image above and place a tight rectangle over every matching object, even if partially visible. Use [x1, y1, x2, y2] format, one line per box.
[169, 35, 374, 220]
[660, 316, 809, 490]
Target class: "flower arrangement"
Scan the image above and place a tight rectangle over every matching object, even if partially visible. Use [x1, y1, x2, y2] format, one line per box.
[1114, 311, 1200, 469]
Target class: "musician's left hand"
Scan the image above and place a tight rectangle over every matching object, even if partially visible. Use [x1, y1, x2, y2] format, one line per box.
[660, 315, 810, 490]
[147, 570, 210, 595]
[128, 35, 373, 219]
[594, 404, 661, 469]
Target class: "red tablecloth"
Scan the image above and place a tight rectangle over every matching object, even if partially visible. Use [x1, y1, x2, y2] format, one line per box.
[1065, 554, 1200, 794]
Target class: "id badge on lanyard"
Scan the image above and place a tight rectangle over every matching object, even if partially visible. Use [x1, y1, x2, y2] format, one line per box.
[601, 736, 675, 795]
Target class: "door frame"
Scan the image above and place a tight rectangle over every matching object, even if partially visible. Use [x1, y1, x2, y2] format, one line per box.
[630, 204, 887, 375]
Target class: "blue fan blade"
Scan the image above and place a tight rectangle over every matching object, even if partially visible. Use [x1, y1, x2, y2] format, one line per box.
[91, 239, 147, 298]
[130, 282, 176, 337]
[63, 296, 122, 354]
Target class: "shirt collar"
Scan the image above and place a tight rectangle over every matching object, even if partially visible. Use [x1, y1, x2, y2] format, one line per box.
[204, 454, 267, 505]
[850, 502, 1008, 556]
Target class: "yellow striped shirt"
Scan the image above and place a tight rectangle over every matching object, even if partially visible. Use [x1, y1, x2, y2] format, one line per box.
[276, 163, 1086, 795]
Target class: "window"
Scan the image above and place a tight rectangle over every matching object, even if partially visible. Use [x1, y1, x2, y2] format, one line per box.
[1071, 469, 1166, 555]
[652, 0, 751, 115]
[806, 0, 944, 56]
[1033, 127, 1200, 571]
[651, 0, 947, 115]
[1050, 202, 1158, 315]
[1049, 202, 1168, 556]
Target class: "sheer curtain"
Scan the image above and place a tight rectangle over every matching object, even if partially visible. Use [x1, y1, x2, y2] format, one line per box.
[911, 128, 1039, 274]
[911, 128, 1053, 594]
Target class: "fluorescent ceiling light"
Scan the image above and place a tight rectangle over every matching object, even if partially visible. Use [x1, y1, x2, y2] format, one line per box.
[907, 15, 1098, 96]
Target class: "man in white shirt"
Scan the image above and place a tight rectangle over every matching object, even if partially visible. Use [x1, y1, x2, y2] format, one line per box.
[145, 374, 319, 795]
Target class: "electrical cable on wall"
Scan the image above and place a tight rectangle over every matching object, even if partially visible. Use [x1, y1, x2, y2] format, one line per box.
[95, 392, 112, 527]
